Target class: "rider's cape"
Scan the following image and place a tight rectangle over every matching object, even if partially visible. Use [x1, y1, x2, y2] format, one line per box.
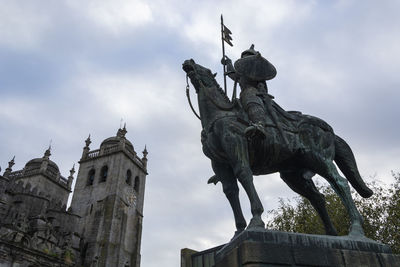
[268, 99, 333, 134]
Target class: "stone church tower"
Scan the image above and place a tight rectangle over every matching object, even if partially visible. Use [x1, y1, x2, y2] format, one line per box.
[70, 126, 148, 267]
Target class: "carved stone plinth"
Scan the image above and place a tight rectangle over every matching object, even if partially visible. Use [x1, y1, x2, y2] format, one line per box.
[214, 230, 400, 267]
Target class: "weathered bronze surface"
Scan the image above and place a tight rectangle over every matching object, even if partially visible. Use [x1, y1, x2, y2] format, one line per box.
[182, 50, 373, 240]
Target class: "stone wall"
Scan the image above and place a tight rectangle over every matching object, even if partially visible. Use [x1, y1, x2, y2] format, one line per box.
[0, 179, 81, 267]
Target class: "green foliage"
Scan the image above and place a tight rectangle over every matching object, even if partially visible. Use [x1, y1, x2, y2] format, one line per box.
[64, 249, 74, 265]
[266, 173, 400, 253]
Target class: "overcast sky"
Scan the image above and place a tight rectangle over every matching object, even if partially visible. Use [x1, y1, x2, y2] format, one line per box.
[1, 1, 400, 266]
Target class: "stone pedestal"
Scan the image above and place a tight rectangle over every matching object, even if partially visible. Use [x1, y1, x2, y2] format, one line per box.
[214, 230, 400, 267]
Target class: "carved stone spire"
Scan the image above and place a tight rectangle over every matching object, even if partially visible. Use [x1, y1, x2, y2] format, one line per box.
[142, 146, 148, 158]
[116, 124, 127, 138]
[43, 146, 51, 159]
[67, 164, 75, 188]
[40, 146, 51, 172]
[85, 134, 91, 147]
[142, 146, 148, 168]
[82, 134, 91, 160]
[8, 156, 15, 169]
[70, 164, 76, 177]
[3, 156, 15, 177]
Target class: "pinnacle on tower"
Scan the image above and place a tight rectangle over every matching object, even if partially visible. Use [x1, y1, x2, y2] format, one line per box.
[85, 134, 91, 148]
[142, 145, 148, 159]
[142, 146, 148, 169]
[3, 156, 15, 177]
[43, 146, 51, 159]
[8, 156, 15, 168]
[82, 134, 92, 160]
[67, 163, 75, 188]
[69, 164, 76, 177]
[116, 124, 127, 138]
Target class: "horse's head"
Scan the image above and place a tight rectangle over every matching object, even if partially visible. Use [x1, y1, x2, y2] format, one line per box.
[182, 59, 218, 92]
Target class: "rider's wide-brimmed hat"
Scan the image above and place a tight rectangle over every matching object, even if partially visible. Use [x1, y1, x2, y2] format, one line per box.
[241, 44, 258, 58]
[234, 53, 277, 81]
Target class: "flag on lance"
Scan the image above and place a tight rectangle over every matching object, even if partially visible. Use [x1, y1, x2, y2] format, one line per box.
[222, 24, 233, 46]
[221, 15, 233, 93]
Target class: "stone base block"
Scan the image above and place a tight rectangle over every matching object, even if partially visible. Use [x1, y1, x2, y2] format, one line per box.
[213, 230, 400, 267]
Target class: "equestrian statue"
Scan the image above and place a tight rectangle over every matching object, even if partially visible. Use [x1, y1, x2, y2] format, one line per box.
[182, 44, 373, 239]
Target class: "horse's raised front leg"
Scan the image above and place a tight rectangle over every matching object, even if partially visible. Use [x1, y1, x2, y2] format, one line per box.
[221, 131, 265, 230]
[212, 161, 246, 238]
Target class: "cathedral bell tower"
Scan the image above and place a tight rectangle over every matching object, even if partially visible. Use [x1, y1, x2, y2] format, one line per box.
[70, 126, 148, 267]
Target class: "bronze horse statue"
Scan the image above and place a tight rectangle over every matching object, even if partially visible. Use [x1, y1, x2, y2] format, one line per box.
[182, 59, 373, 238]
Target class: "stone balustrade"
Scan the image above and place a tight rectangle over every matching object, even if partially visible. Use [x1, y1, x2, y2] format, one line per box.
[84, 145, 145, 170]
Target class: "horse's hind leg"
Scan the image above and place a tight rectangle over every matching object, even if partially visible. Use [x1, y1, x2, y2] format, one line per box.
[212, 161, 247, 237]
[280, 170, 338, 236]
[311, 159, 364, 236]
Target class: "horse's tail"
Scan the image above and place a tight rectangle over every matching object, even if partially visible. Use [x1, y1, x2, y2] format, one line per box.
[334, 135, 373, 198]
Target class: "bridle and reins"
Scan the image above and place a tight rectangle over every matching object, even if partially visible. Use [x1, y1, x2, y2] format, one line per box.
[185, 74, 201, 120]
[185, 70, 237, 121]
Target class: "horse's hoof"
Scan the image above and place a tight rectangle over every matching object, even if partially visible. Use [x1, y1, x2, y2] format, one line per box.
[326, 227, 338, 236]
[247, 216, 265, 230]
[230, 229, 245, 241]
[326, 230, 338, 236]
[348, 222, 365, 237]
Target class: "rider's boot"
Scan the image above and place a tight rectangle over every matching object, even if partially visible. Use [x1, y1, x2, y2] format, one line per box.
[244, 103, 268, 139]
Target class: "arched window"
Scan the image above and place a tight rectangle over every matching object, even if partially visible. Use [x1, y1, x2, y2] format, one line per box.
[126, 170, 132, 185]
[87, 169, 95, 186]
[100, 166, 108, 183]
[134, 176, 140, 192]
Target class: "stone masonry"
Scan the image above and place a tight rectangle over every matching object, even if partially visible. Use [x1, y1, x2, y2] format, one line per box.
[0, 126, 148, 267]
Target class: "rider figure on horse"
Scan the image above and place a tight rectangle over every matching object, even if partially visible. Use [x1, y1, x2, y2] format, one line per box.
[222, 45, 279, 139]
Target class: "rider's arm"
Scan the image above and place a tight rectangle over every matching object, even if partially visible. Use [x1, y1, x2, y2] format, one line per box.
[221, 56, 238, 81]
